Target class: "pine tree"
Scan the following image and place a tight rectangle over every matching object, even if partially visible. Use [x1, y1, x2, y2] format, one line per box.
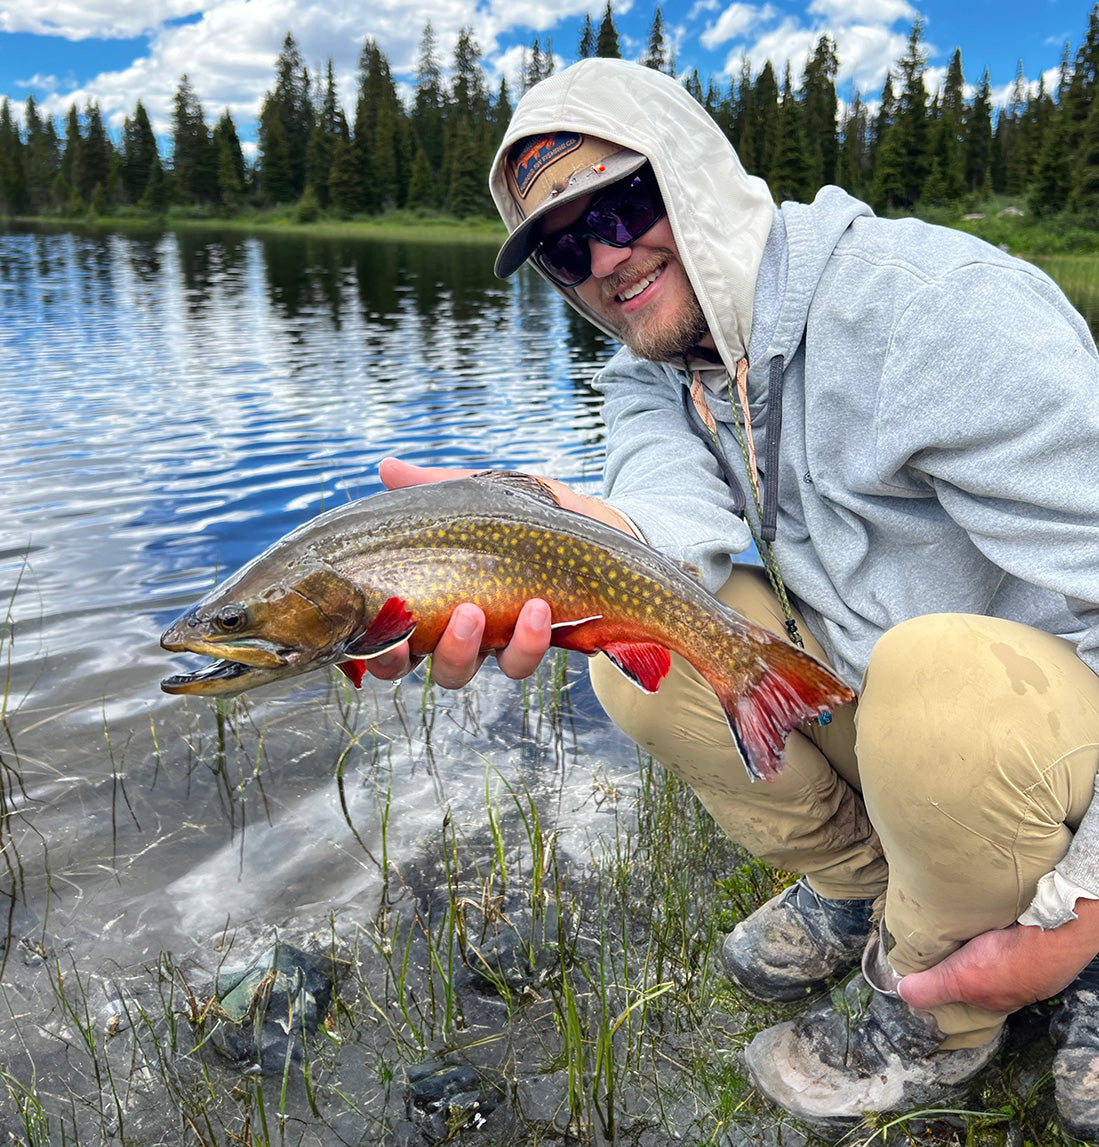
[964, 70, 993, 197]
[357, 38, 408, 213]
[171, 77, 217, 205]
[409, 23, 446, 203]
[122, 101, 158, 205]
[305, 59, 347, 207]
[837, 91, 870, 197]
[139, 154, 171, 216]
[578, 14, 596, 59]
[258, 33, 313, 205]
[923, 50, 966, 205]
[55, 104, 80, 211]
[1070, 89, 1099, 212]
[890, 19, 930, 207]
[642, 8, 671, 73]
[0, 99, 27, 216]
[800, 34, 838, 192]
[213, 110, 246, 207]
[751, 61, 780, 183]
[447, 27, 492, 215]
[770, 65, 811, 202]
[596, 2, 621, 58]
[77, 101, 114, 206]
[21, 96, 59, 213]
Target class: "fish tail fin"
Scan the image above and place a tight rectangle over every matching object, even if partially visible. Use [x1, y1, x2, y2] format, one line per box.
[713, 642, 855, 783]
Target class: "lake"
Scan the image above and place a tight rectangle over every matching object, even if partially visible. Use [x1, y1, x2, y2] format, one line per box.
[3, 223, 1098, 1145]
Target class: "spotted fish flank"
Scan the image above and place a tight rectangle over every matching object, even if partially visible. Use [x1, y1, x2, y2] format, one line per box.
[159, 472, 854, 780]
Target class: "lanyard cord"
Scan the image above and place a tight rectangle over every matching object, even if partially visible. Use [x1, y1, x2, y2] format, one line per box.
[689, 358, 805, 649]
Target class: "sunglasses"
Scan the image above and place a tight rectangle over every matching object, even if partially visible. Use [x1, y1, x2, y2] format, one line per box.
[532, 166, 666, 288]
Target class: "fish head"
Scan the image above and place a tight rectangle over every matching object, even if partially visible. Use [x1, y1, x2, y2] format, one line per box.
[160, 564, 369, 696]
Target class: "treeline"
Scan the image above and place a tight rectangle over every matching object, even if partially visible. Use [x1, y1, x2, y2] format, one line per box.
[1, 3, 1099, 222]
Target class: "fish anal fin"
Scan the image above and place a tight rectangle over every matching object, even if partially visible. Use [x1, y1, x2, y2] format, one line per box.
[344, 596, 417, 658]
[601, 641, 672, 694]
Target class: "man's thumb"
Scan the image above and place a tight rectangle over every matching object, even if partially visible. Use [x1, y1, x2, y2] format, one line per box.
[897, 968, 949, 1010]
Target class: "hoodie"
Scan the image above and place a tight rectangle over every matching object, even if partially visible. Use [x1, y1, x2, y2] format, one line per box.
[490, 59, 1099, 898]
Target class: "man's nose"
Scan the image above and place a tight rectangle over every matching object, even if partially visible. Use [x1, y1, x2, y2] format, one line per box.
[588, 237, 631, 278]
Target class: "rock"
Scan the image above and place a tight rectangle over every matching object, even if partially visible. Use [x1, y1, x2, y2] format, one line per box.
[208, 941, 339, 1070]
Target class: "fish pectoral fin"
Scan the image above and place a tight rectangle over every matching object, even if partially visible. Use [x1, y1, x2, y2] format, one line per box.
[344, 596, 417, 657]
[471, 470, 563, 507]
[336, 660, 368, 688]
[600, 642, 672, 694]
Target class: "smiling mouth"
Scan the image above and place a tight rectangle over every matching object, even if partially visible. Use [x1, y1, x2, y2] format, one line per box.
[609, 258, 666, 305]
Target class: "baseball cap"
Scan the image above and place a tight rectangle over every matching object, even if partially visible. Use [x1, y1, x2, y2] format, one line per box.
[495, 132, 647, 279]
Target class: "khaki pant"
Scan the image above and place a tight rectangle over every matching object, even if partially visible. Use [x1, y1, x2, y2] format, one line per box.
[589, 566, 1099, 1048]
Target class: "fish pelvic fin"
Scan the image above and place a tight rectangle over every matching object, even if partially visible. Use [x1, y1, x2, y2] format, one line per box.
[344, 596, 417, 658]
[719, 642, 855, 783]
[600, 641, 672, 694]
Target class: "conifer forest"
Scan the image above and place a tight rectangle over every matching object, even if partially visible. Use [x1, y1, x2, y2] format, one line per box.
[2, 3, 1099, 227]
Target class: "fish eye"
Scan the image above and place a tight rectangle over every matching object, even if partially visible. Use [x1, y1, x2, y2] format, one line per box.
[215, 605, 249, 632]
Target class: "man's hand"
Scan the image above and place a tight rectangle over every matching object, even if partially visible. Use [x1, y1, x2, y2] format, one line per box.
[365, 458, 636, 687]
[898, 899, 1099, 1015]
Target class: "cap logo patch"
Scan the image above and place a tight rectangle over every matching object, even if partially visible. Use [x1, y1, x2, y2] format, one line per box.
[510, 133, 583, 199]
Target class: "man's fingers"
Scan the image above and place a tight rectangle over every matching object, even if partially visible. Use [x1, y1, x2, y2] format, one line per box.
[496, 599, 553, 679]
[428, 603, 487, 689]
[379, 457, 475, 490]
[364, 641, 413, 681]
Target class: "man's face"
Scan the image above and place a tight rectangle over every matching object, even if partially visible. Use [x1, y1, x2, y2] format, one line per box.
[539, 192, 714, 361]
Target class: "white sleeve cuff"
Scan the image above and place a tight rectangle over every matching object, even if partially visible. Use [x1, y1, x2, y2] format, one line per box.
[1018, 869, 1099, 929]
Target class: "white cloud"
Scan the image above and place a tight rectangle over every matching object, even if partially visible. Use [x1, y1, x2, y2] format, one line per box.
[0, 0, 204, 40]
[807, 0, 914, 25]
[700, 3, 774, 50]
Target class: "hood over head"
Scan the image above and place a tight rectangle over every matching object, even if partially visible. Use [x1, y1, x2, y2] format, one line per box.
[490, 58, 776, 365]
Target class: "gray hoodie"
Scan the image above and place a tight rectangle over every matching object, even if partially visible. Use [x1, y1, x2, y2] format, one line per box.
[489, 60, 1099, 896]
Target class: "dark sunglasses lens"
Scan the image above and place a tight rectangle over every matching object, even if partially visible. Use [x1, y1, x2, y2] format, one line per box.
[537, 232, 590, 286]
[587, 175, 659, 243]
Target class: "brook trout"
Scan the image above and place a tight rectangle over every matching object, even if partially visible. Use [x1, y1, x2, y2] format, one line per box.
[160, 472, 853, 780]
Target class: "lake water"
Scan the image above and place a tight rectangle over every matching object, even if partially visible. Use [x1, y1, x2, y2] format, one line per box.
[3, 224, 1098, 1144]
[1, 224, 661, 1141]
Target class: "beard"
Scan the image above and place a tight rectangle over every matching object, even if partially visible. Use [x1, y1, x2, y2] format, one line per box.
[599, 251, 711, 361]
[622, 290, 709, 361]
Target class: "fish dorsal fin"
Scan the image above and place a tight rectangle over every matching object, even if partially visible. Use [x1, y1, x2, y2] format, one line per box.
[601, 641, 672, 694]
[345, 596, 417, 657]
[471, 470, 563, 508]
[677, 561, 703, 582]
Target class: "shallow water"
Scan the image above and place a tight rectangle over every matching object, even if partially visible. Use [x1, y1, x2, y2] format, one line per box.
[0, 224, 659, 1136]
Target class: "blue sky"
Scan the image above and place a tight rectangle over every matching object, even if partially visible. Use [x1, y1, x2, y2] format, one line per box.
[0, 0, 1088, 149]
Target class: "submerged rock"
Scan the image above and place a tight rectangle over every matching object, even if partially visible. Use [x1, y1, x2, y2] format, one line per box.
[209, 941, 339, 1070]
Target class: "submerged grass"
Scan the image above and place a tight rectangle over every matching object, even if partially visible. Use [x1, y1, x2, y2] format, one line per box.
[0, 618, 1087, 1145]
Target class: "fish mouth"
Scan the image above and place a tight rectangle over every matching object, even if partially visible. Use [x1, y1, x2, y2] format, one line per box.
[159, 633, 287, 669]
[160, 658, 281, 696]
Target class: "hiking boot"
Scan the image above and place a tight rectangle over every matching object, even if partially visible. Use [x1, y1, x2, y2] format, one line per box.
[721, 876, 875, 1001]
[745, 963, 1003, 1132]
[1051, 955, 1099, 1141]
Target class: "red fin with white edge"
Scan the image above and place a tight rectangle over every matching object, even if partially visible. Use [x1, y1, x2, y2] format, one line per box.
[715, 642, 855, 783]
[601, 641, 672, 694]
[345, 596, 417, 658]
[336, 660, 367, 688]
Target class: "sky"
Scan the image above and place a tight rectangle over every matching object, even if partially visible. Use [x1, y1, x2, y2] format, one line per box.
[0, 0, 1089, 150]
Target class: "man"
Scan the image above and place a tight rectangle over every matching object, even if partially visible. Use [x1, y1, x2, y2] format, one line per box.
[372, 58, 1099, 1135]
